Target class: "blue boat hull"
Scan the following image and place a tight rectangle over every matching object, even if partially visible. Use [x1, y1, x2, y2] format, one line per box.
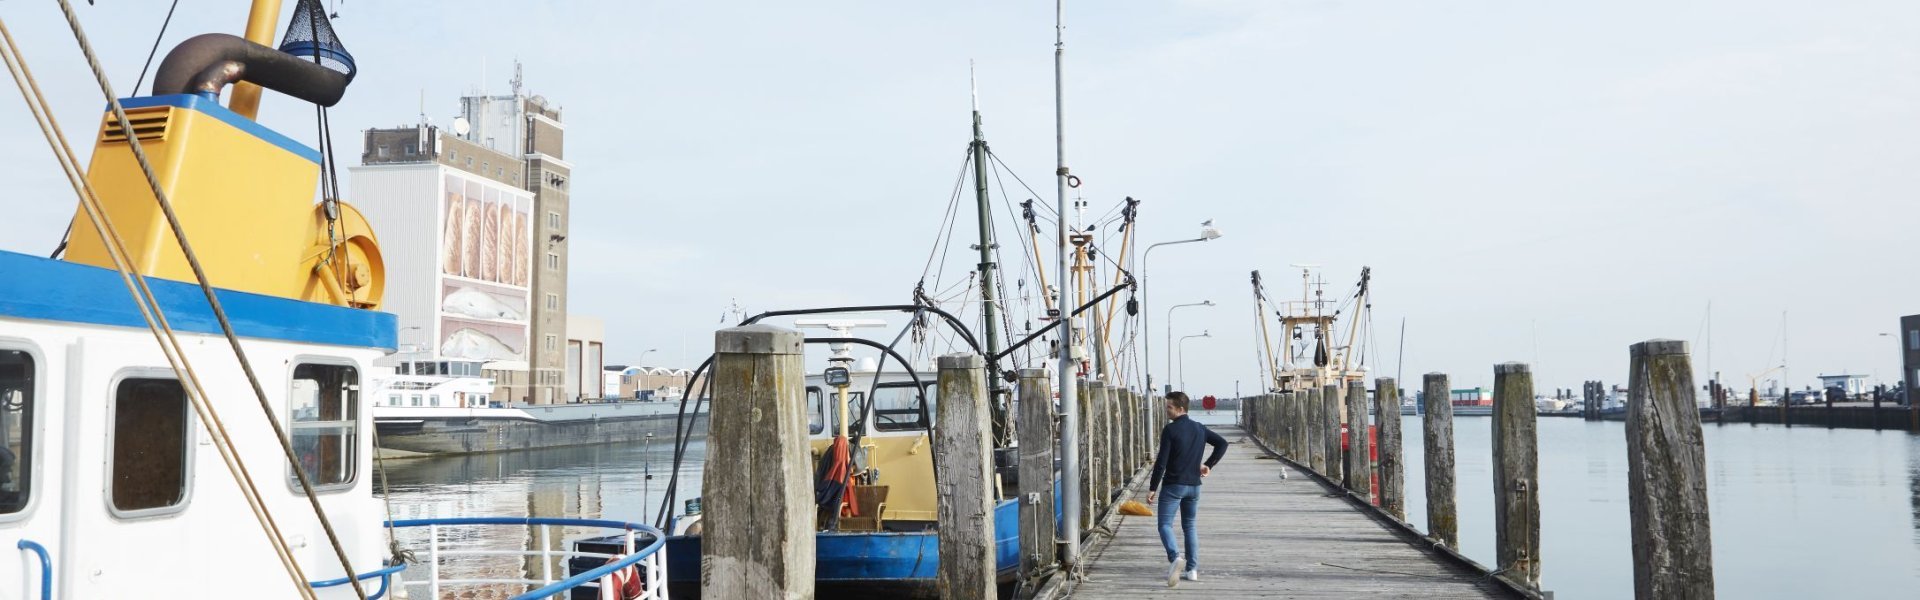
[664, 497, 1033, 598]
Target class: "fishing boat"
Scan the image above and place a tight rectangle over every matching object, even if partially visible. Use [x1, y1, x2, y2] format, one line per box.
[627, 317, 1046, 599]
[0, 2, 670, 598]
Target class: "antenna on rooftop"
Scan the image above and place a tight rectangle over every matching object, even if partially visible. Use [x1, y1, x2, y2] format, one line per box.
[511, 60, 524, 97]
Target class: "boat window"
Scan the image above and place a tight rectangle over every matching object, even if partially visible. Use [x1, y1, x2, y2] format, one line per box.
[290, 364, 358, 490]
[411, 394, 422, 406]
[388, 394, 400, 406]
[110, 378, 190, 515]
[430, 394, 441, 407]
[805, 386, 863, 435]
[0, 350, 33, 515]
[873, 382, 936, 432]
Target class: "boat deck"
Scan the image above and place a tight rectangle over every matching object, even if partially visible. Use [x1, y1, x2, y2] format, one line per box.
[1067, 424, 1514, 599]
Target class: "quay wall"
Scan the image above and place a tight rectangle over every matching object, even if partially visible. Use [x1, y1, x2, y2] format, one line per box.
[1718, 405, 1918, 431]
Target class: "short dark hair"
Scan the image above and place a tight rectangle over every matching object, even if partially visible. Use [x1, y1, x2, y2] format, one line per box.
[1165, 392, 1190, 411]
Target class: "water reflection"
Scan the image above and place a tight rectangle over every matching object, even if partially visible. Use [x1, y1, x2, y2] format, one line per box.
[381, 438, 706, 596]
[1400, 417, 1920, 599]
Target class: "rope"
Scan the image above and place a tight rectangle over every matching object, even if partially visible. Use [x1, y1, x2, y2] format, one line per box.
[0, 19, 319, 599]
[49, 2, 370, 596]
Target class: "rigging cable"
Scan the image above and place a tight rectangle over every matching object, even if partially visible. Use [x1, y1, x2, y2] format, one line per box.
[49, 1, 370, 596]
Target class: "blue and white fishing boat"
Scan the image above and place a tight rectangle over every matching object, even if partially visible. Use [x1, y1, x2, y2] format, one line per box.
[1, 2, 668, 598]
[643, 318, 1050, 598]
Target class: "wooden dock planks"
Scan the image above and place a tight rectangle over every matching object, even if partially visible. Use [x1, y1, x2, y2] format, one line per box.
[1068, 424, 1512, 600]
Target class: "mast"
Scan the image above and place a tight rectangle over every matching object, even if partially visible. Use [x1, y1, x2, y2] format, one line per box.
[1251, 270, 1280, 391]
[230, 0, 285, 119]
[968, 68, 1010, 442]
[1053, 0, 1083, 570]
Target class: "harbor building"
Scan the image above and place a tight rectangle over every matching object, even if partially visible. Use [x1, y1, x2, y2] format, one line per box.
[352, 80, 573, 403]
[566, 315, 605, 402]
[1816, 373, 1871, 397]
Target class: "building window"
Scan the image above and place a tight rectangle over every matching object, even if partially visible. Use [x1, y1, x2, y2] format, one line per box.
[430, 395, 441, 407]
[547, 253, 559, 270]
[411, 394, 423, 407]
[548, 212, 561, 229]
[0, 349, 35, 515]
[290, 363, 358, 490]
[547, 294, 558, 310]
[405, 144, 417, 156]
[546, 335, 558, 351]
[1910, 329, 1918, 351]
[465, 157, 474, 167]
[110, 377, 191, 515]
[387, 394, 400, 407]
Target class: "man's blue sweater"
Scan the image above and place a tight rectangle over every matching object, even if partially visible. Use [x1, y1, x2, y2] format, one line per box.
[1149, 414, 1229, 491]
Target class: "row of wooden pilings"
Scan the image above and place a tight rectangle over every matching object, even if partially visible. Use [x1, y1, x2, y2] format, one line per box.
[1240, 340, 1718, 599]
[697, 324, 1159, 599]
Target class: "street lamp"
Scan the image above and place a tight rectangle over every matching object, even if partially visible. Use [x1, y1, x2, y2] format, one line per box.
[1177, 330, 1211, 392]
[1165, 300, 1214, 391]
[1140, 220, 1222, 395]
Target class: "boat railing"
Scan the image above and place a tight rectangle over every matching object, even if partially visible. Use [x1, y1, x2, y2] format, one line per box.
[386, 517, 669, 600]
[16, 539, 51, 600]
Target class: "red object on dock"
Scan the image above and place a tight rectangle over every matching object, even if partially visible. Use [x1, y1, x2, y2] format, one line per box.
[1203, 395, 1217, 410]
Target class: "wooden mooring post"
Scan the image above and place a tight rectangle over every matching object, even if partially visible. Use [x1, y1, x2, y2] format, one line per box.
[703, 325, 815, 599]
[934, 354, 996, 599]
[1344, 383, 1371, 498]
[1015, 368, 1057, 579]
[1078, 381, 1094, 536]
[1292, 391, 1306, 464]
[1423, 373, 1458, 547]
[1376, 377, 1404, 519]
[1091, 383, 1109, 512]
[1323, 383, 1344, 484]
[1492, 362, 1541, 590]
[1626, 340, 1715, 599]
[1306, 387, 1326, 475]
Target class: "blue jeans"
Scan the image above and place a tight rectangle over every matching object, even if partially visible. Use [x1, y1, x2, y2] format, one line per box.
[1156, 484, 1199, 570]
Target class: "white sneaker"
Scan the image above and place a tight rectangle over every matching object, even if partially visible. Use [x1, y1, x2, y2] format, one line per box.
[1167, 554, 1182, 588]
[1183, 568, 1200, 581]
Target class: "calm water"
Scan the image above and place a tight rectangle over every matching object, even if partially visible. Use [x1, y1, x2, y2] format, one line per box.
[1398, 416, 1920, 599]
[381, 415, 1920, 599]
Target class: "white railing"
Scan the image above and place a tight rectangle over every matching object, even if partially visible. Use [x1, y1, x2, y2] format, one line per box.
[387, 517, 668, 600]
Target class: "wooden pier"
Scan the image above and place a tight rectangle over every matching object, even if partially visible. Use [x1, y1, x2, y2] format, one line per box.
[1062, 424, 1518, 599]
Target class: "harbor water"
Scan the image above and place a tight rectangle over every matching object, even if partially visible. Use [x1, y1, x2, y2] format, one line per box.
[380, 436, 706, 593]
[378, 412, 1919, 599]
[1399, 415, 1920, 599]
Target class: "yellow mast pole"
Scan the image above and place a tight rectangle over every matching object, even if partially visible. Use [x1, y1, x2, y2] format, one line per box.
[228, 0, 283, 119]
[1028, 220, 1055, 313]
[1098, 222, 1133, 344]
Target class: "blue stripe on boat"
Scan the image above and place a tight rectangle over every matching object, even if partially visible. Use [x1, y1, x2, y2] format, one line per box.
[0, 250, 397, 351]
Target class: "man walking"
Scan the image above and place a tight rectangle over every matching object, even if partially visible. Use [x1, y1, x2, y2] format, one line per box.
[1146, 391, 1229, 587]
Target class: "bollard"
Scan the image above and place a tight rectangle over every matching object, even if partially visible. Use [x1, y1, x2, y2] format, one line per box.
[1323, 383, 1344, 484]
[1306, 387, 1325, 475]
[1626, 341, 1715, 599]
[1344, 383, 1371, 499]
[1016, 369, 1058, 579]
[702, 325, 815, 599]
[934, 354, 997, 599]
[1078, 381, 1094, 535]
[1492, 362, 1541, 590]
[1377, 378, 1404, 519]
[1423, 373, 1457, 547]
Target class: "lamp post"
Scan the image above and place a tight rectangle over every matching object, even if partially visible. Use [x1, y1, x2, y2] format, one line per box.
[1178, 330, 1211, 392]
[1165, 301, 1214, 393]
[1140, 221, 1222, 396]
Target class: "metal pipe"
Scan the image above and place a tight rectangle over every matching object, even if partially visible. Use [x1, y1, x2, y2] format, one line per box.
[1053, 0, 1081, 570]
[153, 33, 353, 107]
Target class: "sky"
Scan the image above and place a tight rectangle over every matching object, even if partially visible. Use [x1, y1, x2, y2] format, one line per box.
[3, 0, 1918, 396]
